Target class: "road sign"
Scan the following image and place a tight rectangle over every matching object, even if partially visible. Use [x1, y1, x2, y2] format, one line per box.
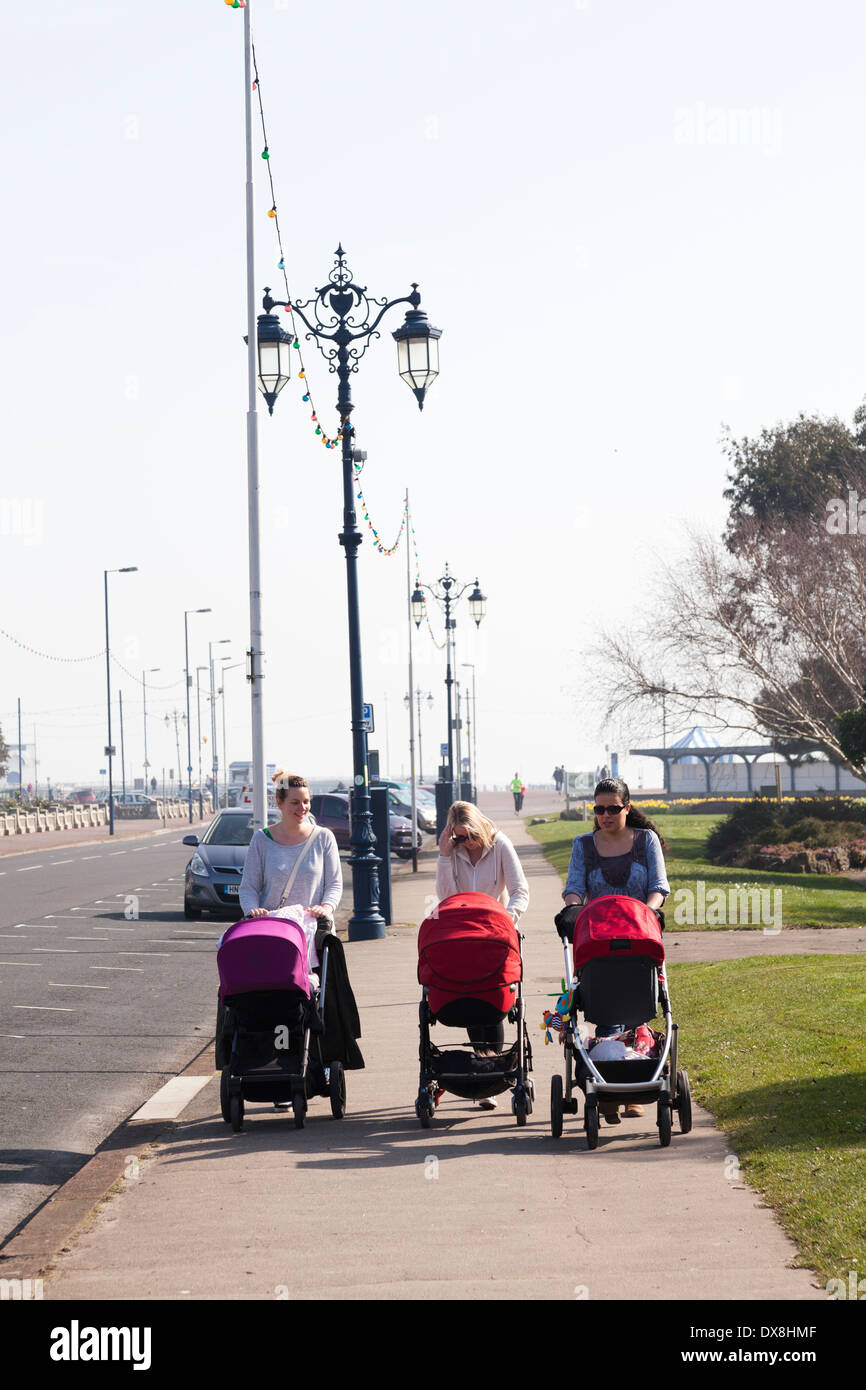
[361, 702, 374, 733]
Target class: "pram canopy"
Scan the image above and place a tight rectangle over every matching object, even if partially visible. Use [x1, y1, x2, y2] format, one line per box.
[418, 892, 521, 1017]
[573, 895, 664, 973]
[218, 916, 310, 999]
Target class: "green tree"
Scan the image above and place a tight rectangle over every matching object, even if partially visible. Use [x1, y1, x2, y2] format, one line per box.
[722, 406, 866, 549]
[0, 725, 8, 782]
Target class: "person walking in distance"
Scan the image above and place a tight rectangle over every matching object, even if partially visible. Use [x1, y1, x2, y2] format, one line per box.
[510, 772, 523, 813]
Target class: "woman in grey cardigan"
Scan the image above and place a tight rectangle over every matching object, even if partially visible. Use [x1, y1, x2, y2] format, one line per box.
[239, 773, 342, 957]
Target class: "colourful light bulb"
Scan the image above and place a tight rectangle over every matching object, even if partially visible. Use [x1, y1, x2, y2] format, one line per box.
[302, 394, 309, 402]
[267, 208, 276, 219]
[262, 151, 269, 160]
[316, 427, 322, 436]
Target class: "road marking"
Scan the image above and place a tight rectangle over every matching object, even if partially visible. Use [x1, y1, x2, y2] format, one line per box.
[147, 939, 207, 945]
[49, 982, 109, 989]
[49, 860, 74, 866]
[81, 855, 102, 860]
[14, 1004, 75, 1011]
[130, 1075, 211, 1121]
[16, 866, 37, 872]
[0, 935, 27, 939]
[67, 937, 105, 942]
[0, 1034, 26, 1038]
[31, 948, 79, 953]
[24, 925, 58, 931]
[90, 966, 144, 972]
[0, 961, 42, 966]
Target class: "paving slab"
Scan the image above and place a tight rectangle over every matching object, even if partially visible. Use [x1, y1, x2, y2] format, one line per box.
[37, 812, 824, 1302]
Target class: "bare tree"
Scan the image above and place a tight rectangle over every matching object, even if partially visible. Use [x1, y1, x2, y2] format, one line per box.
[597, 517, 866, 776]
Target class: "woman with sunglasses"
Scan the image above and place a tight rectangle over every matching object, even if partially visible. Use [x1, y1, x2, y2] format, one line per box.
[436, 802, 530, 1107]
[555, 777, 669, 1124]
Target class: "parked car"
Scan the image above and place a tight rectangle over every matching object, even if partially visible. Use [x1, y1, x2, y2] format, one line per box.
[68, 788, 95, 804]
[182, 807, 280, 919]
[384, 788, 437, 834]
[310, 792, 422, 858]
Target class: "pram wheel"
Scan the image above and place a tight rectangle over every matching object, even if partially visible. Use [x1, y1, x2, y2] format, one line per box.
[220, 1067, 232, 1124]
[230, 1092, 244, 1133]
[292, 1093, 306, 1129]
[329, 1060, 346, 1119]
[512, 1087, 529, 1126]
[676, 1070, 692, 1133]
[657, 1097, 672, 1147]
[584, 1100, 599, 1150]
[550, 1074, 564, 1139]
[415, 1092, 434, 1128]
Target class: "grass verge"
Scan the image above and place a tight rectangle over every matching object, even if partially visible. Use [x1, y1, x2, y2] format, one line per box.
[668, 955, 866, 1286]
[527, 814, 866, 929]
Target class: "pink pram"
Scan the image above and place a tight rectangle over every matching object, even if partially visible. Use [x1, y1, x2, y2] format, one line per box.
[216, 915, 345, 1132]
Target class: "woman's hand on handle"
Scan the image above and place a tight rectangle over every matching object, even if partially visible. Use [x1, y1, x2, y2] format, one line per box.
[247, 907, 270, 919]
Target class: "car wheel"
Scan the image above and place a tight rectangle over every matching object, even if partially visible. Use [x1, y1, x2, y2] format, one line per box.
[184, 901, 203, 920]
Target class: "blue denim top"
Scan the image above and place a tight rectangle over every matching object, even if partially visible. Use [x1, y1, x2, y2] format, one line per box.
[563, 828, 670, 904]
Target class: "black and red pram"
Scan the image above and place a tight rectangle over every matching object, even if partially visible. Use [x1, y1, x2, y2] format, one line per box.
[550, 894, 692, 1149]
[415, 892, 534, 1126]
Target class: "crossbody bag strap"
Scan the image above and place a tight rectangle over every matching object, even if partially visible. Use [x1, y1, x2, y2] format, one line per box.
[275, 827, 320, 910]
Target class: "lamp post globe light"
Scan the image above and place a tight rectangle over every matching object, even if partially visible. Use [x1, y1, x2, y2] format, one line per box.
[257, 247, 440, 940]
[103, 566, 138, 837]
[412, 566, 486, 834]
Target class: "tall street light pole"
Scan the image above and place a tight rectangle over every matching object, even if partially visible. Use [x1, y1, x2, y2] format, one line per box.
[240, 0, 268, 832]
[209, 639, 231, 812]
[142, 668, 160, 796]
[184, 608, 211, 823]
[461, 662, 477, 799]
[104, 566, 137, 837]
[261, 247, 440, 940]
[411, 568, 485, 831]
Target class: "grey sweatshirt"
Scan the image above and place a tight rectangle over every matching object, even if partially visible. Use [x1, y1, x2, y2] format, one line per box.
[239, 827, 343, 919]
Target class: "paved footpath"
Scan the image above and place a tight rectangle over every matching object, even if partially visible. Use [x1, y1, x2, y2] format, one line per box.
[34, 803, 828, 1301]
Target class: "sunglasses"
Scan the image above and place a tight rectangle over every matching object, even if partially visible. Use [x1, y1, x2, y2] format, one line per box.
[594, 805, 627, 816]
[451, 832, 471, 842]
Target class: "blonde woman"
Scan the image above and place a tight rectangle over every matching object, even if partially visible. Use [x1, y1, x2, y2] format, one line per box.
[436, 801, 529, 922]
[435, 802, 529, 1107]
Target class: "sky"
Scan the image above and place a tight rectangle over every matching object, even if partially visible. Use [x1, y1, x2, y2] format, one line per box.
[2, 0, 866, 794]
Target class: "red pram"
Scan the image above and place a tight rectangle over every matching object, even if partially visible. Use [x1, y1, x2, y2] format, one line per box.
[415, 892, 534, 1126]
[550, 895, 692, 1149]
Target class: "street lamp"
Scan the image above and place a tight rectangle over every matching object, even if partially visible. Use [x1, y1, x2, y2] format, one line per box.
[104, 566, 138, 836]
[461, 663, 478, 799]
[142, 667, 160, 797]
[164, 710, 187, 797]
[262, 247, 440, 939]
[412, 565, 485, 829]
[404, 688, 434, 784]
[219, 659, 243, 808]
[209, 639, 231, 812]
[195, 666, 209, 820]
[184, 608, 211, 823]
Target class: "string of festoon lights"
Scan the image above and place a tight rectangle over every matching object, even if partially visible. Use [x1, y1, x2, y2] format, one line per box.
[223, 0, 341, 451]
[227, 1, 444, 650]
[0, 628, 184, 688]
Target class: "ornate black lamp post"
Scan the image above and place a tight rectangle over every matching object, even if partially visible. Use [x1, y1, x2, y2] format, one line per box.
[411, 568, 485, 828]
[259, 246, 440, 940]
